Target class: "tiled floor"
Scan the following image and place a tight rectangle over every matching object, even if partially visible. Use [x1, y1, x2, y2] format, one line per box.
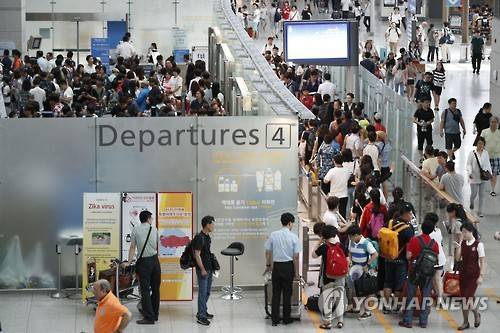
[1, 1, 500, 333]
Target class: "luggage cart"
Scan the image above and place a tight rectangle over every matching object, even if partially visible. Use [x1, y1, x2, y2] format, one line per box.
[86, 258, 141, 310]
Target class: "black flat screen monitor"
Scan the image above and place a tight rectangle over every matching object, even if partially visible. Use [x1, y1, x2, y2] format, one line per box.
[31, 37, 42, 49]
[283, 20, 358, 66]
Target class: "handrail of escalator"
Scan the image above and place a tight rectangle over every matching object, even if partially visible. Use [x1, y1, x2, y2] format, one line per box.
[217, 0, 315, 119]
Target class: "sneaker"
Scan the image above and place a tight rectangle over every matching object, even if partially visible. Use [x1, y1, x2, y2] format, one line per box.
[398, 321, 412, 328]
[470, 204, 474, 210]
[479, 213, 484, 218]
[491, 191, 497, 197]
[383, 306, 391, 314]
[196, 313, 214, 320]
[136, 319, 155, 325]
[358, 312, 372, 320]
[197, 318, 210, 326]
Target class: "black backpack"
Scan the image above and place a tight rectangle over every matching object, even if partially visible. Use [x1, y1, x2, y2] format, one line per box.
[409, 237, 438, 287]
[179, 234, 203, 270]
[305, 295, 320, 312]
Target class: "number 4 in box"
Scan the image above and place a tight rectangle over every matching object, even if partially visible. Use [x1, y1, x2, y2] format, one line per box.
[266, 124, 291, 149]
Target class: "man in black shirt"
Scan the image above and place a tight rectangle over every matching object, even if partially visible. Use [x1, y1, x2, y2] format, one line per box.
[414, 72, 435, 103]
[1, 49, 12, 75]
[413, 98, 435, 157]
[471, 30, 485, 74]
[473, 102, 492, 145]
[193, 215, 215, 326]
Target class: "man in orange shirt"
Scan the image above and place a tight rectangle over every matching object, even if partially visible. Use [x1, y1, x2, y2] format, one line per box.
[94, 279, 132, 333]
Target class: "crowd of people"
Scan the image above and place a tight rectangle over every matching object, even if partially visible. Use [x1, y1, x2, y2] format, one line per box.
[357, 6, 487, 104]
[0, 33, 226, 119]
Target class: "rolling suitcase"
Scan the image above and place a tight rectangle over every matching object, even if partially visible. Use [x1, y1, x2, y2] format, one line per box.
[264, 278, 303, 321]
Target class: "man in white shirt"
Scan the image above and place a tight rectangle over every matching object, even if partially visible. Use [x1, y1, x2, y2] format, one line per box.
[83, 55, 96, 74]
[421, 145, 440, 184]
[36, 51, 50, 73]
[262, 36, 276, 55]
[317, 73, 336, 99]
[29, 77, 46, 112]
[60, 80, 74, 106]
[188, 70, 202, 91]
[341, 0, 353, 19]
[116, 35, 137, 60]
[323, 154, 352, 218]
[344, 125, 363, 158]
[362, 131, 380, 171]
[385, 22, 401, 54]
[169, 68, 183, 98]
[46, 52, 56, 73]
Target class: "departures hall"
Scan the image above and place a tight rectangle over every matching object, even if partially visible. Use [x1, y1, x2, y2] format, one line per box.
[1, 0, 500, 332]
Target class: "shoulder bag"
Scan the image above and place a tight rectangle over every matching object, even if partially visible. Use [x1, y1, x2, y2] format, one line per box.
[137, 225, 152, 261]
[473, 151, 492, 181]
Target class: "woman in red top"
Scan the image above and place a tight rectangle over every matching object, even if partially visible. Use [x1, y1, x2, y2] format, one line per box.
[359, 189, 387, 239]
[281, 1, 291, 20]
[12, 49, 22, 71]
[456, 222, 486, 330]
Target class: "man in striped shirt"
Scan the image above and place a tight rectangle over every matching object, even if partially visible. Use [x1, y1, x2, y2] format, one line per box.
[346, 225, 378, 320]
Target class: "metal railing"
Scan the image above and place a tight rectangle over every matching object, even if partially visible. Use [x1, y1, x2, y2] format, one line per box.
[212, 0, 315, 119]
[299, 163, 348, 283]
[401, 155, 479, 263]
[358, 67, 417, 186]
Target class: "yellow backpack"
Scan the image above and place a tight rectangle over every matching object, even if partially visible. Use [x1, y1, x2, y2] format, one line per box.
[378, 219, 410, 260]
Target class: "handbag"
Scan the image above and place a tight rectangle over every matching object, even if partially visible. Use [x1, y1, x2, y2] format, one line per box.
[211, 253, 220, 271]
[473, 151, 492, 181]
[354, 272, 378, 297]
[443, 271, 461, 296]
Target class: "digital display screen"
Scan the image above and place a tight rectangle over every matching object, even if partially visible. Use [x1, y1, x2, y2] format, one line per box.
[283, 20, 356, 66]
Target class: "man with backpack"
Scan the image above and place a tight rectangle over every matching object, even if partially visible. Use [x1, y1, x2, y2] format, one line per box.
[380, 203, 414, 314]
[312, 225, 348, 329]
[399, 217, 439, 328]
[439, 98, 466, 160]
[192, 216, 216, 326]
[346, 225, 378, 320]
[385, 22, 401, 54]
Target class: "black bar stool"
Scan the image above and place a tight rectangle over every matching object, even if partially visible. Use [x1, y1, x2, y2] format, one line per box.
[220, 242, 245, 300]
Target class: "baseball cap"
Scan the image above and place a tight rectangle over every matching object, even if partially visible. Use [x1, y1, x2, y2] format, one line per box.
[374, 112, 382, 121]
[400, 202, 413, 213]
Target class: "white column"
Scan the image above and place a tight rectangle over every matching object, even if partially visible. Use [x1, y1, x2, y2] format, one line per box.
[490, 17, 500, 117]
[0, 0, 26, 52]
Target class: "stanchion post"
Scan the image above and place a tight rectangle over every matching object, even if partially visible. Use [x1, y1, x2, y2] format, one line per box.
[51, 244, 65, 299]
[302, 225, 309, 284]
[307, 178, 313, 221]
[316, 184, 322, 222]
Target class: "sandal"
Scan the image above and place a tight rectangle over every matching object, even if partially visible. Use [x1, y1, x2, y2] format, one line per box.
[319, 324, 331, 330]
[337, 322, 344, 328]
[474, 313, 481, 328]
[457, 323, 470, 330]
